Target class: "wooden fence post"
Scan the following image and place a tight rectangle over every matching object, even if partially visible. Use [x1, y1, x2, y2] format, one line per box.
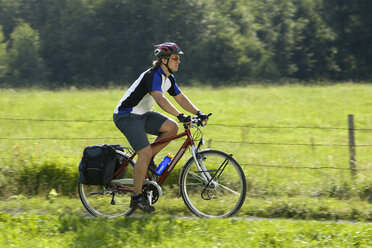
[348, 114, 356, 176]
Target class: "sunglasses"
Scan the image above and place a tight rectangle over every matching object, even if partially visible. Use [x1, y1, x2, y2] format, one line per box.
[170, 56, 180, 62]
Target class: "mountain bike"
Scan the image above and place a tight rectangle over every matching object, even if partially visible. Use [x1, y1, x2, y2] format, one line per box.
[78, 114, 247, 218]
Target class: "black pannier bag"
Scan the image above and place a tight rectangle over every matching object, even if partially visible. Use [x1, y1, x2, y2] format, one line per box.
[78, 145, 117, 185]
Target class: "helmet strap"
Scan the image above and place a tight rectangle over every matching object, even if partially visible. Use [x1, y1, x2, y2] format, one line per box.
[162, 57, 173, 75]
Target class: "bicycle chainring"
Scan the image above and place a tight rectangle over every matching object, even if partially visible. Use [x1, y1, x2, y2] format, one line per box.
[142, 184, 160, 204]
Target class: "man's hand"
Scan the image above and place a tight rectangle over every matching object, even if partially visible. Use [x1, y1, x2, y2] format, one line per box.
[197, 111, 209, 125]
[177, 113, 192, 127]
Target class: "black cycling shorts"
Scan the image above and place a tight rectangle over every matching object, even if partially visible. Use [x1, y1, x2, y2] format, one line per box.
[113, 111, 169, 152]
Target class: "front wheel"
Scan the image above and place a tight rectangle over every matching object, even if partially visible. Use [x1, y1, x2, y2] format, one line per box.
[180, 149, 247, 218]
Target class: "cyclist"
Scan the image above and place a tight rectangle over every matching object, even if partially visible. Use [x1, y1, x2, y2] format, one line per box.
[113, 42, 208, 213]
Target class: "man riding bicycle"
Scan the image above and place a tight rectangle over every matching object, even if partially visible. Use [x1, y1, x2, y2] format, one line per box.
[113, 42, 208, 213]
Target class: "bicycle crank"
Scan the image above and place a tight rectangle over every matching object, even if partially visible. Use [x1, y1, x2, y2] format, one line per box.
[142, 183, 161, 204]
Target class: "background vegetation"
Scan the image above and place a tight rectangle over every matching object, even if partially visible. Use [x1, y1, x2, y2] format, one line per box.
[0, 0, 371, 87]
[1, 1, 371, 246]
[1, 211, 371, 247]
[1, 85, 371, 222]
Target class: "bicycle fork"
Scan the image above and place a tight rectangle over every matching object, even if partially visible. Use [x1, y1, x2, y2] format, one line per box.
[200, 155, 231, 200]
[192, 147, 232, 200]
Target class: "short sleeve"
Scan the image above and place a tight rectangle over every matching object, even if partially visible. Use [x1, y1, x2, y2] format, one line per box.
[168, 75, 182, 96]
[151, 71, 163, 92]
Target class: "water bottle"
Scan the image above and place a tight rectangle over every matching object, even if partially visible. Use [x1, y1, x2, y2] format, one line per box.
[155, 153, 174, 175]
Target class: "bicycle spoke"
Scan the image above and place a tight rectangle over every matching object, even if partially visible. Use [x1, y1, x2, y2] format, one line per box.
[217, 183, 241, 196]
[189, 171, 208, 184]
[180, 150, 246, 218]
[186, 182, 204, 187]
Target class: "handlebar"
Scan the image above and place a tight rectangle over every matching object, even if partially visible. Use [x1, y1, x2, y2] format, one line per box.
[184, 113, 213, 129]
[193, 112, 213, 126]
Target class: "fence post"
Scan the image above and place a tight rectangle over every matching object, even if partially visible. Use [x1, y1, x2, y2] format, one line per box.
[348, 114, 356, 176]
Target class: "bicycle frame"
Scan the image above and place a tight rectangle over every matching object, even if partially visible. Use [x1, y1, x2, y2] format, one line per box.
[112, 127, 196, 187]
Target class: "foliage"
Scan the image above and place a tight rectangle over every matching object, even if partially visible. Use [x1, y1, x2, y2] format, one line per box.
[16, 160, 78, 197]
[5, 22, 46, 86]
[0, 0, 370, 87]
[322, 0, 372, 80]
[0, 26, 6, 78]
[0, 211, 371, 247]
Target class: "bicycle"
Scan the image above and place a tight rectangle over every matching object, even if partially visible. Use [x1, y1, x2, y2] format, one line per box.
[78, 114, 247, 218]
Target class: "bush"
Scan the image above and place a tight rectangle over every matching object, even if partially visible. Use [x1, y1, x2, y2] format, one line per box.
[359, 181, 372, 203]
[16, 160, 78, 197]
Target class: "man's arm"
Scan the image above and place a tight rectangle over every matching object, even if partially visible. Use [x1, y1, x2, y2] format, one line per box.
[151, 90, 181, 117]
[173, 93, 198, 115]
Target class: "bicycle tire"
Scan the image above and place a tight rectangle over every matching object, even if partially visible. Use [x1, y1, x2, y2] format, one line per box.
[180, 149, 247, 218]
[78, 152, 136, 218]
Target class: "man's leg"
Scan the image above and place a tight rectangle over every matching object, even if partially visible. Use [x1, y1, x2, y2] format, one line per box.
[131, 144, 155, 213]
[133, 145, 152, 194]
[151, 119, 179, 156]
[130, 118, 178, 212]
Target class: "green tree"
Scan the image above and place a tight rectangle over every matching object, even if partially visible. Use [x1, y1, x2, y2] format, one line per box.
[0, 0, 370, 86]
[254, 0, 340, 80]
[7, 22, 46, 86]
[291, 0, 338, 80]
[0, 26, 7, 80]
[186, 0, 271, 82]
[254, 0, 295, 78]
[0, 0, 20, 40]
[323, 0, 372, 80]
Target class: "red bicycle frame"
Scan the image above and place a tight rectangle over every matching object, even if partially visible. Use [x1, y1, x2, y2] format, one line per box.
[112, 128, 195, 187]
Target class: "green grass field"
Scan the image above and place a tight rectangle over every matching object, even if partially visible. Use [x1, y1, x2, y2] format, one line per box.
[1, 211, 371, 247]
[1, 84, 371, 197]
[1, 84, 372, 246]
[1, 196, 371, 247]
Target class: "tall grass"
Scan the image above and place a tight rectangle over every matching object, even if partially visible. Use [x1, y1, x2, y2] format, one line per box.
[0, 211, 371, 247]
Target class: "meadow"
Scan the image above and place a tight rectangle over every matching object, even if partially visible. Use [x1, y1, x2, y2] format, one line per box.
[0, 84, 372, 246]
[1, 210, 371, 247]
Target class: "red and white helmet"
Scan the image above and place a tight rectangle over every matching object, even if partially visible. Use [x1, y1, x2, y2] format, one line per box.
[154, 42, 184, 58]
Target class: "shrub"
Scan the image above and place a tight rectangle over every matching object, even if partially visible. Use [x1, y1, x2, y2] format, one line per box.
[16, 160, 78, 196]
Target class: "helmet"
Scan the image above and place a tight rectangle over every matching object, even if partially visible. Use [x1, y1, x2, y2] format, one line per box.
[154, 42, 184, 58]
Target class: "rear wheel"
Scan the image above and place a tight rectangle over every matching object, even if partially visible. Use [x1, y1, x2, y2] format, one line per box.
[78, 153, 136, 218]
[180, 149, 247, 218]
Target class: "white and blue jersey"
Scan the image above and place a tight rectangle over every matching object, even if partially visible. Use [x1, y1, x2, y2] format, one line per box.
[114, 67, 182, 115]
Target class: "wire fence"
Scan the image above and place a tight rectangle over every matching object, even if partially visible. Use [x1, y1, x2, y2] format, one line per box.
[1, 116, 371, 172]
[1, 137, 371, 147]
[2, 116, 372, 131]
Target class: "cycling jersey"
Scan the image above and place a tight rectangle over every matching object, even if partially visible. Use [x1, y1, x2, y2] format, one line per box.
[114, 67, 182, 115]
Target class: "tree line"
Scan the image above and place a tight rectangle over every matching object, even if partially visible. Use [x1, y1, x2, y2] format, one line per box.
[0, 0, 371, 87]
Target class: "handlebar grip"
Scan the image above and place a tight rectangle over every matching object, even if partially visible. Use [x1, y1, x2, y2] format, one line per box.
[188, 113, 212, 128]
[198, 112, 212, 127]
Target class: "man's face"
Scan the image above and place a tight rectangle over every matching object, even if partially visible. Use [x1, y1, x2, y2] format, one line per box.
[163, 54, 180, 73]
